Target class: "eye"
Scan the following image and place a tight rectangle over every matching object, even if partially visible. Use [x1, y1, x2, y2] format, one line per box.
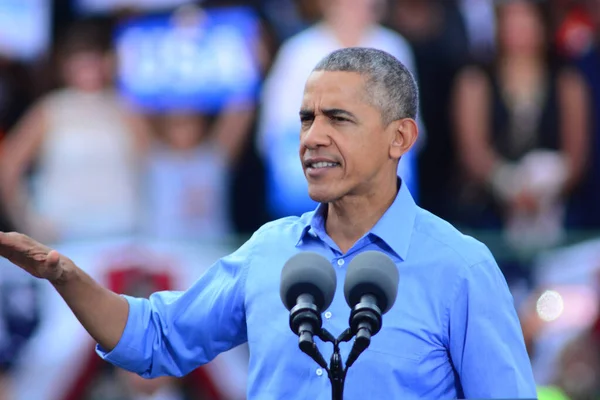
[332, 116, 349, 123]
[300, 117, 313, 129]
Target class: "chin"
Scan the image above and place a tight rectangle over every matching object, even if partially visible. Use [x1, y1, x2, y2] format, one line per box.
[307, 186, 339, 204]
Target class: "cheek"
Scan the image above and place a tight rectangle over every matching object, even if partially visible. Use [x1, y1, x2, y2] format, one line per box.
[343, 142, 385, 173]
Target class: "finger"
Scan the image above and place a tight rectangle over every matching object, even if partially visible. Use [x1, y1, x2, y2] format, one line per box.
[0, 231, 16, 258]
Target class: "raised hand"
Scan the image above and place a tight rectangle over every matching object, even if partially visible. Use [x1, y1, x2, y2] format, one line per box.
[0, 231, 129, 351]
[0, 231, 69, 284]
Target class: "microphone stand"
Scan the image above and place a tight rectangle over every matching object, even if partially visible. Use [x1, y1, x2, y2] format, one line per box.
[291, 301, 381, 399]
[316, 328, 355, 400]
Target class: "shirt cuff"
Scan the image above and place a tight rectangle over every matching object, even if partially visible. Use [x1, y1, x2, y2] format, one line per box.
[95, 295, 148, 374]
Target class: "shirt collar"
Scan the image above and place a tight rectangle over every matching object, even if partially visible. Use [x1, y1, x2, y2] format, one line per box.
[296, 178, 417, 260]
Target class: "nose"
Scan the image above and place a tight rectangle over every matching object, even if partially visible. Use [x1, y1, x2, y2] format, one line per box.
[300, 118, 332, 150]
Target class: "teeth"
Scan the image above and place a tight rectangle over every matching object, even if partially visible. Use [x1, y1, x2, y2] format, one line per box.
[311, 162, 338, 168]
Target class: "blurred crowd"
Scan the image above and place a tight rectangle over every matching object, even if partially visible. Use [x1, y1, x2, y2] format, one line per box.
[0, 0, 599, 399]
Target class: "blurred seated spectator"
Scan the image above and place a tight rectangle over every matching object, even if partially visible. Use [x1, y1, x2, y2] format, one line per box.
[144, 103, 254, 241]
[452, 0, 590, 251]
[566, 0, 600, 229]
[0, 21, 150, 244]
[257, 0, 422, 219]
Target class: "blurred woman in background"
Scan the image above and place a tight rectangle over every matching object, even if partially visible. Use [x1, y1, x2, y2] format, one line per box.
[452, 0, 590, 250]
[145, 105, 254, 242]
[0, 21, 150, 244]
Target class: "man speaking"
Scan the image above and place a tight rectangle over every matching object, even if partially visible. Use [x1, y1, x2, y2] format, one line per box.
[0, 48, 536, 399]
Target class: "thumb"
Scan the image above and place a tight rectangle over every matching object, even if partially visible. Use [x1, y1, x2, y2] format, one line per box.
[46, 250, 61, 267]
[43, 249, 65, 282]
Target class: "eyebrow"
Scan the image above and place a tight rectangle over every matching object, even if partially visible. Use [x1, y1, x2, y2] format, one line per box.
[299, 108, 357, 120]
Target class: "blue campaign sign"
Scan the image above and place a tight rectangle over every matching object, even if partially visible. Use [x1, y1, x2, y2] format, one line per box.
[114, 7, 261, 113]
[0, 0, 50, 61]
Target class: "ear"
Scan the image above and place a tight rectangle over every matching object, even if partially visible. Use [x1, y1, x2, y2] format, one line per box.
[389, 118, 419, 160]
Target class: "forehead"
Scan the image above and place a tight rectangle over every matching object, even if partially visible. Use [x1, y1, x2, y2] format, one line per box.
[302, 70, 369, 108]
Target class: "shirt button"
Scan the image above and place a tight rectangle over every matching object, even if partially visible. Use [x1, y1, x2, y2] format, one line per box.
[316, 368, 323, 376]
[337, 259, 345, 266]
[324, 311, 332, 319]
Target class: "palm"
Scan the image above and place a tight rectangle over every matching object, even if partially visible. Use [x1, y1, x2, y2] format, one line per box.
[0, 232, 59, 280]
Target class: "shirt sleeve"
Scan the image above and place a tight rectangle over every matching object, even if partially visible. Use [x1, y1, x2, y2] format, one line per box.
[447, 259, 538, 398]
[95, 233, 258, 378]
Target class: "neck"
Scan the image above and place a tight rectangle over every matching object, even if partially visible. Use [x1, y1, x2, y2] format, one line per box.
[499, 56, 545, 91]
[325, 173, 398, 254]
[501, 55, 543, 72]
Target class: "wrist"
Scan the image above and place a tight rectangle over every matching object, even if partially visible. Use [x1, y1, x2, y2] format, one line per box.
[51, 256, 79, 288]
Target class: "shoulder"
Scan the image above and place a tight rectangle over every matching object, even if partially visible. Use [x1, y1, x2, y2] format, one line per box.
[36, 88, 69, 109]
[42, 88, 79, 102]
[411, 209, 511, 307]
[244, 213, 314, 248]
[412, 207, 496, 268]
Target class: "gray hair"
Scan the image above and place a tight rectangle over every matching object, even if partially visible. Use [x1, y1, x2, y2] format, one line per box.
[312, 47, 418, 124]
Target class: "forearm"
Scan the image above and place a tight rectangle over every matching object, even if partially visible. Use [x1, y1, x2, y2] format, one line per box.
[214, 105, 256, 165]
[53, 260, 129, 352]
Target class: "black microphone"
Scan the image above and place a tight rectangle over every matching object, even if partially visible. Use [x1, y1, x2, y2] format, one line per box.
[280, 252, 337, 368]
[343, 251, 399, 367]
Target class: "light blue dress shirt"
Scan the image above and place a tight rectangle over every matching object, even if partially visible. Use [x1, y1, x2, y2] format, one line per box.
[97, 180, 537, 399]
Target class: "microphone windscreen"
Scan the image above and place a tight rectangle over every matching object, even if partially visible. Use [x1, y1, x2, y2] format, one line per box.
[280, 252, 337, 312]
[343, 251, 399, 314]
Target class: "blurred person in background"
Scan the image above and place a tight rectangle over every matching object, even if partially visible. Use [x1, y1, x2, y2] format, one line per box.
[0, 21, 150, 244]
[566, 0, 600, 229]
[389, 0, 470, 223]
[145, 105, 254, 242]
[257, 0, 422, 219]
[451, 0, 590, 251]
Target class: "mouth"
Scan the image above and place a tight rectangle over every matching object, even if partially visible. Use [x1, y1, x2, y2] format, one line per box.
[305, 161, 341, 170]
[303, 159, 341, 178]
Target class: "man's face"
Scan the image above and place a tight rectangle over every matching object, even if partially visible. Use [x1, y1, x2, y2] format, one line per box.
[299, 70, 397, 203]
